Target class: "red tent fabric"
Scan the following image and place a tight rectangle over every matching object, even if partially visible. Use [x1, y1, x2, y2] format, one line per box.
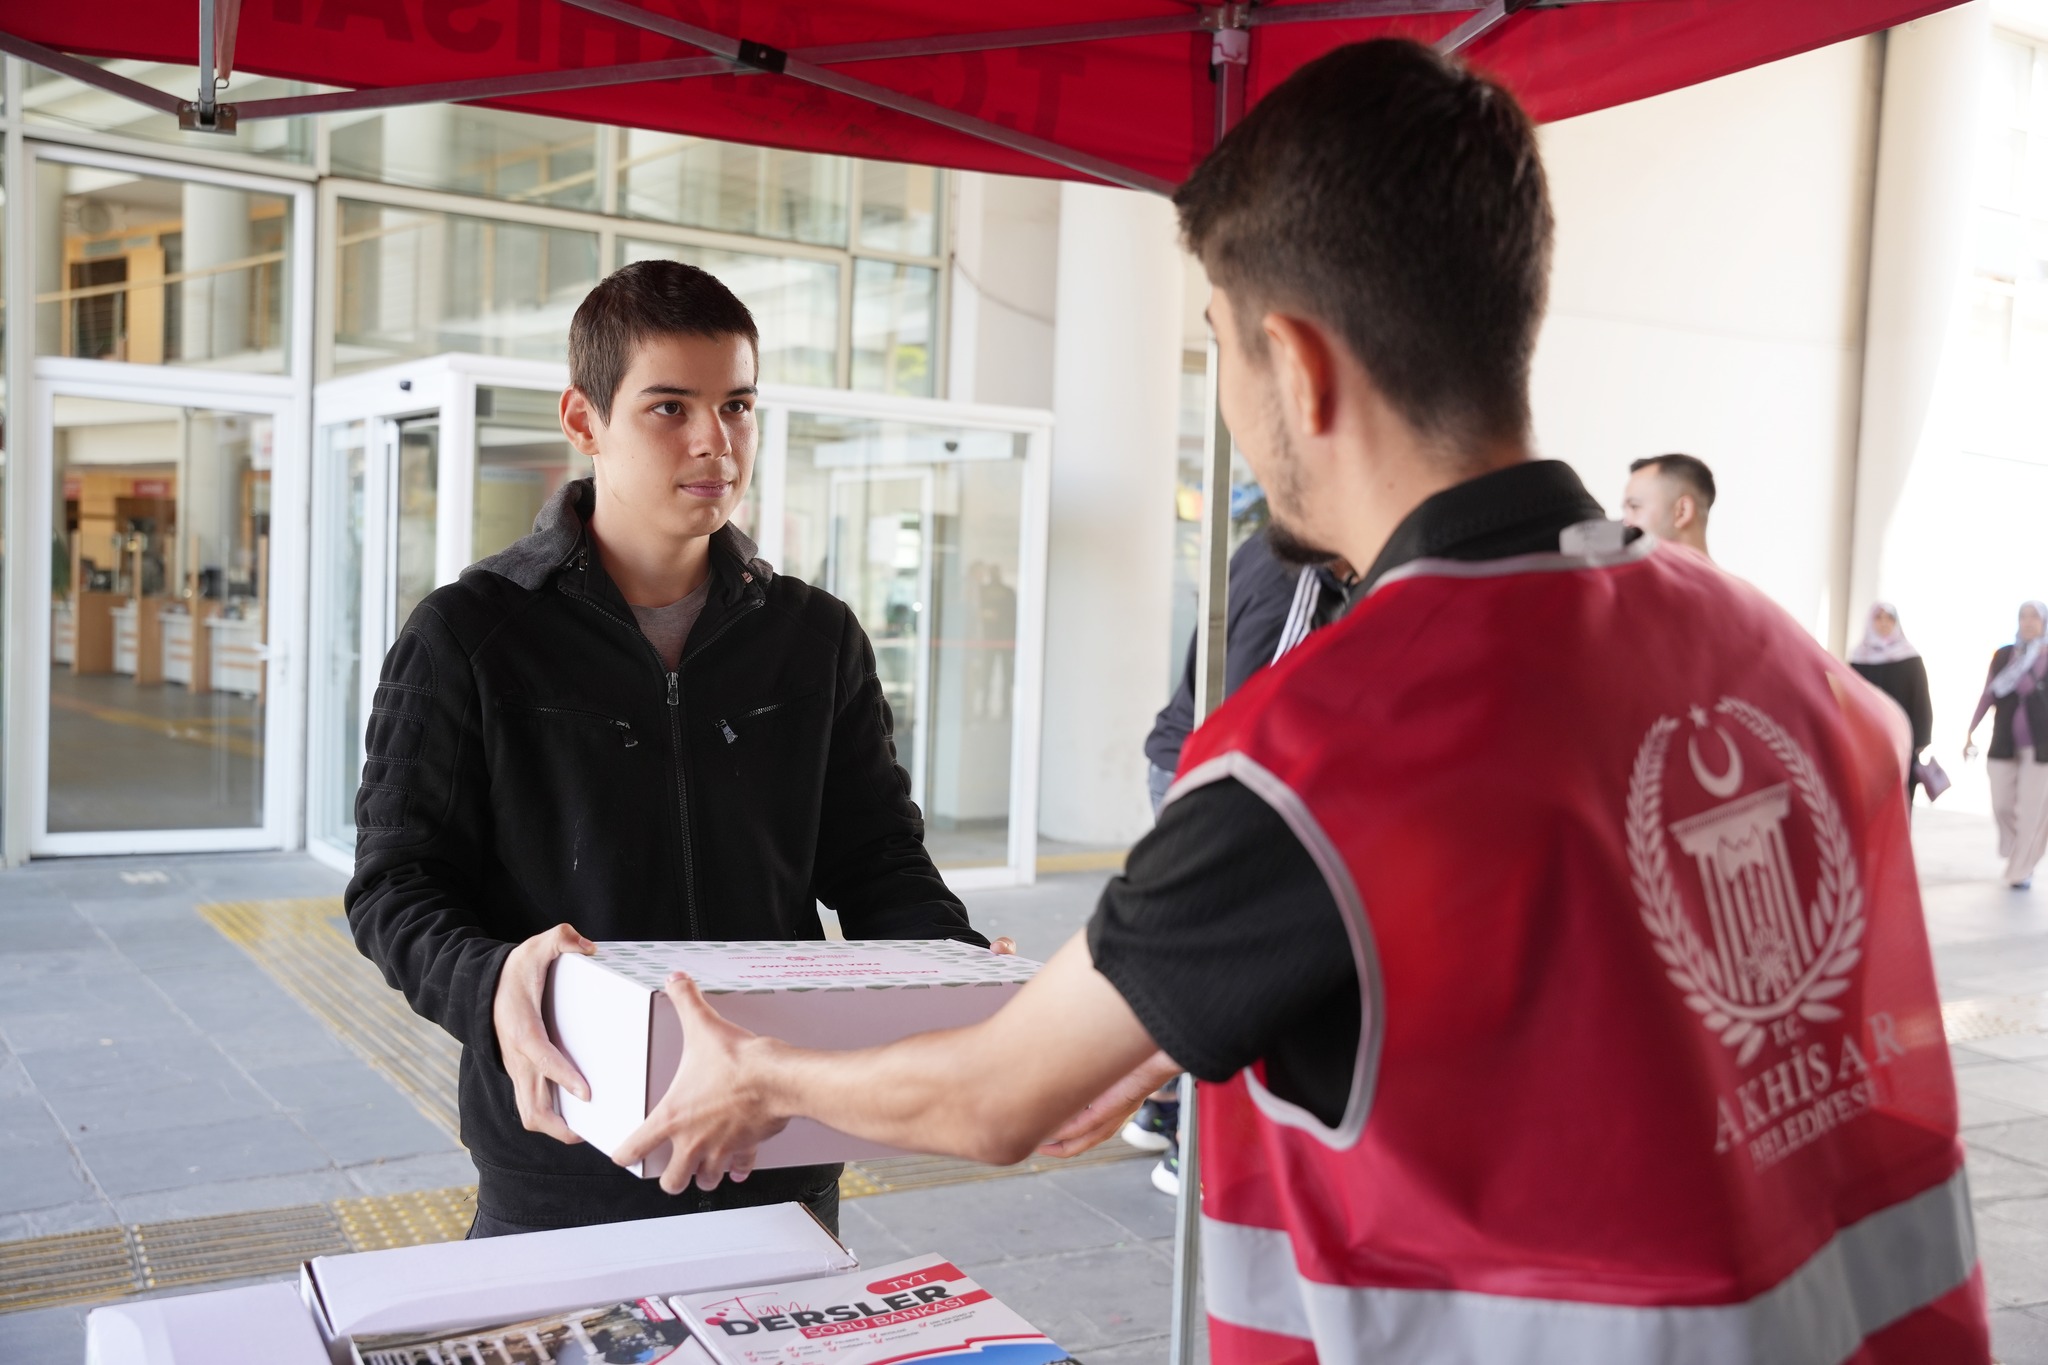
[0, 0, 1963, 189]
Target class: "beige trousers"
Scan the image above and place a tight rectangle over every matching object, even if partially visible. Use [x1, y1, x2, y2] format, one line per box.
[1989, 757, 2048, 884]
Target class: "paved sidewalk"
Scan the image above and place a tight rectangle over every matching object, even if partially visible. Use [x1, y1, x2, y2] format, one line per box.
[4, 811, 2048, 1361]
[0, 856, 1177, 1361]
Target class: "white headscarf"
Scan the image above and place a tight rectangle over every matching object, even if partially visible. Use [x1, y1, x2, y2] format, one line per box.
[1991, 600, 2048, 698]
[1849, 602, 1918, 666]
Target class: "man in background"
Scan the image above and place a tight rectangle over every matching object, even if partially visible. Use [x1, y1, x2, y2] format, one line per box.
[1145, 527, 1352, 815]
[1621, 452, 1715, 555]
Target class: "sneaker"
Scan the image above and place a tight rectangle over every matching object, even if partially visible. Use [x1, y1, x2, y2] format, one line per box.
[1151, 1146, 1181, 1198]
[1120, 1099, 1179, 1152]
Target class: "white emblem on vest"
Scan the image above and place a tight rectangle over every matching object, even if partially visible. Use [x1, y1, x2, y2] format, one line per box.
[1627, 698, 1865, 1066]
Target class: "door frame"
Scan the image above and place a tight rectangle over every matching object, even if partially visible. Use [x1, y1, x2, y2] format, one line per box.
[27, 367, 309, 855]
[5, 144, 316, 861]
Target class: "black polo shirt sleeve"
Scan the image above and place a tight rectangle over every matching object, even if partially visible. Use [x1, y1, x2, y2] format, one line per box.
[1089, 777, 1358, 1128]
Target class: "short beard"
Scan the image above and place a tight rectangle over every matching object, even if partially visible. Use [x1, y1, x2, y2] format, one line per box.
[1255, 390, 1339, 568]
[1266, 517, 1339, 567]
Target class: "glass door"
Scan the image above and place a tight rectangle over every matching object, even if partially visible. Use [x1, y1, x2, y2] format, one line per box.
[308, 419, 368, 854]
[826, 470, 934, 805]
[776, 407, 1046, 880]
[34, 382, 297, 854]
[308, 357, 586, 866]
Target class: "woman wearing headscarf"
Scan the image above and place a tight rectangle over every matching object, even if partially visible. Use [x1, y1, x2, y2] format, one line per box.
[1850, 603, 1933, 800]
[1966, 600, 2048, 888]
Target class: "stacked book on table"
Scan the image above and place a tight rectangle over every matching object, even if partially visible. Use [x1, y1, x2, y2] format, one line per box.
[346, 1255, 1076, 1365]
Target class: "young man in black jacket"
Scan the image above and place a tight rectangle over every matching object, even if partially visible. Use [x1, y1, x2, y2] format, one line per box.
[344, 261, 992, 1238]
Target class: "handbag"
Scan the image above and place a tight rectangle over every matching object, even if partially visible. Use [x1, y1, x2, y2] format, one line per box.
[1913, 756, 1951, 801]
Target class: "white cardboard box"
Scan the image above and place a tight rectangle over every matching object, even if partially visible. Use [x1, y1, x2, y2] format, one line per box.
[300, 1202, 855, 1365]
[86, 1281, 329, 1365]
[546, 940, 1040, 1174]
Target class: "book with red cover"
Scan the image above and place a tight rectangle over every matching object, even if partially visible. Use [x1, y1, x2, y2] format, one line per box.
[671, 1254, 1075, 1365]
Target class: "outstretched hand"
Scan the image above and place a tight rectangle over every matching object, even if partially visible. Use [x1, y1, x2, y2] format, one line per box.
[1037, 1050, 1184, 1157]
[614, 973, 789, 1194]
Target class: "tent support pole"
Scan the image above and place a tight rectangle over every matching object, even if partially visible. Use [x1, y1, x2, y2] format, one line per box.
[1437, 0, 1526, 54]
[1, 0, 1610, 150]
[232, 57, 733, 120]
[198, 0, 217, 120]
[0, 30, 183, 112]
[557, 0, 1177, 195]
[1171, 28, 1248, 1365]
[128, 2, 1498, 124]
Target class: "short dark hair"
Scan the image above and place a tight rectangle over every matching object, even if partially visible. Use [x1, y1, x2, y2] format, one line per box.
[1174, 39, 1552, 456]
[569, 259, 758, 422]
[1630, 454, 1717, 511]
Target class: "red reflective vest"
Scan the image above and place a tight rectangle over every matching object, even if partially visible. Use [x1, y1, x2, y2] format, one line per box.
[1176, 538, 1986, 1365]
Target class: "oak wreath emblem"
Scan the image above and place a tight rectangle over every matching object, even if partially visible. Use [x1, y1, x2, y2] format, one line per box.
[1626, 697, 1866, 1067]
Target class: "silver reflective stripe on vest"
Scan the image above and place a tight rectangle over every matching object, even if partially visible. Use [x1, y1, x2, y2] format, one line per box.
[1204, 1168, 1975, 1365]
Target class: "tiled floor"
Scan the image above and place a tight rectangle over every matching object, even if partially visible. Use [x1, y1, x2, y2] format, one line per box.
[5, 811, 2048, 1362]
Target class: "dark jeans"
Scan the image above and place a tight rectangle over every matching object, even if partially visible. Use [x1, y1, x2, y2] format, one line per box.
[468, 1175, 841, 1240]
[1147, 761, 1175, 818]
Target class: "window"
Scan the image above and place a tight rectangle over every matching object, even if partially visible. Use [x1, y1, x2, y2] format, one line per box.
[859, 162, 941, 256]
[619, 239, 840, 387]
[335, 200, 599, 370]
[330, 107, 599, 211]
[36, 162, 293, 373]
[620, 133, 850, 246]
[853, 260, 939, 397]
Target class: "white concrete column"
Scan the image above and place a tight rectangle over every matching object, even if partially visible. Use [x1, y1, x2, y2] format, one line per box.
[180, 183, 253, 362]
[946, 171, 986, 405]
[947, 172, 1060, 410]
[1038, 182, 1182, 846]
[1847, 2, 1989, 625]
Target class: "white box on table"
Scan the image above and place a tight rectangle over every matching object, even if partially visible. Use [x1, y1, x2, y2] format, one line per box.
[299, 1201, 854, 1365]
[86, 1281, 328, 1365]
[545, 940, 1040, 1175]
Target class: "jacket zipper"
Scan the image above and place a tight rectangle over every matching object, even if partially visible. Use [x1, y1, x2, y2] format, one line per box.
[666, 668, 694, 935]
[566, 548, 764, 940]
[717, 696, 798, 744]
[511, 702, 637, 748]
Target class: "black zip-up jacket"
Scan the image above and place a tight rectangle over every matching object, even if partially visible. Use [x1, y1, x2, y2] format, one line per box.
[345, 478, 984, 1228]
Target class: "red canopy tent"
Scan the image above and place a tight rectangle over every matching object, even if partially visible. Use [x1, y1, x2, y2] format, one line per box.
[0, 1, 1969, 1359]
[0, 0, 1965, 194]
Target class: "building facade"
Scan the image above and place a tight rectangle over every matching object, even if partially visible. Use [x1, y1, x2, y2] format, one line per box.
[0, 0, 2041, 874]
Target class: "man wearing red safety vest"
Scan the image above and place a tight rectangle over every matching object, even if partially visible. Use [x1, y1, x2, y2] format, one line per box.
[599, 37, 1988, 1364]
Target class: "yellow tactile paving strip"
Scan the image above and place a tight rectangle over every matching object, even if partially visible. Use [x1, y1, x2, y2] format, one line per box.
[0, 1187, 475, 1315]
[198, 899, 462, 1138]
[1943, 992, 2048, 1044]
[196, 897, 1149, 1202]
[0, 903, 1154, 1317]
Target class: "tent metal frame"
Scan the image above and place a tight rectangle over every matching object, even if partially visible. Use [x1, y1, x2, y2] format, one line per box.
[0, 0, 1600, 194]
[0, 0, 1609, 1359]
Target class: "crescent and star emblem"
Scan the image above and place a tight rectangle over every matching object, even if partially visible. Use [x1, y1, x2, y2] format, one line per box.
[1688, 708, 1745, 800]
